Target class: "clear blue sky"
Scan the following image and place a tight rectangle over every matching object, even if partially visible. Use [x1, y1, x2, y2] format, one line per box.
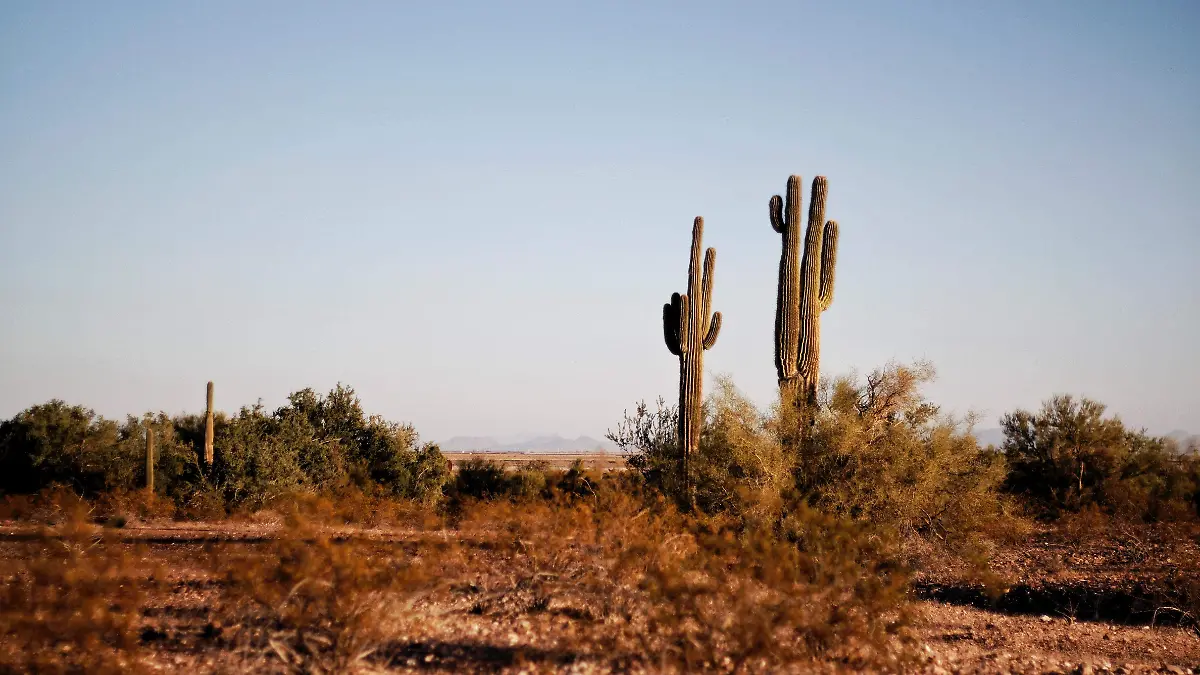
[2, 1, 1197, 441]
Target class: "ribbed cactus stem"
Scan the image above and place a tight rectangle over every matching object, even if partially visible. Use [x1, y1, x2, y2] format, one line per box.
[662, 217, 722, 508]
[145, 426, 155, 492]
[770, 175, 839, 411]
[204, 381, 214, 466]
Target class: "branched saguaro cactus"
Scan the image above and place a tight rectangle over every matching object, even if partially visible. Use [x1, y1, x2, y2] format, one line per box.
[663, 217, 722, 507]
[770, 175, 839, 416]
[145, 426, 155, 492]
[204, 381, 215, 466]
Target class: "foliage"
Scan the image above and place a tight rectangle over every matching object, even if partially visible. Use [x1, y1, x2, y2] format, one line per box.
[607, 396, 681, 496]
[692, 375, 790, 522]
[795, 361, 1018, 542]
[0, 384, 448, 514]
[610, 363, 1014, 544]
[1002, 394, 1200, 520]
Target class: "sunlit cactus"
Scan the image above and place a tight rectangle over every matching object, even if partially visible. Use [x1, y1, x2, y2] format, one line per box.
[145, 426, 155, 492]
[204, 381, 214, 466]
[662, 216, 722, 507]
[770, 175, 839, 412]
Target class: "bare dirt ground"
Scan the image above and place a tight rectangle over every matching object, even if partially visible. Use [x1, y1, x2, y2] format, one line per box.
[2, 514, 1197, 674]
[444, 452, 629, 472]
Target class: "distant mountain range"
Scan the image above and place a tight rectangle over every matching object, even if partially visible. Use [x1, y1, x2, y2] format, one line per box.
[438, 434, 620, 454]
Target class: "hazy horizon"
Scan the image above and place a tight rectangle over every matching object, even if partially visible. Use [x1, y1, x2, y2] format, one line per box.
[2, 1, 1198, 441]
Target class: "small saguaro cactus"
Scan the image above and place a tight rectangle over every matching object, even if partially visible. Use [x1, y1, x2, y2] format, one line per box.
[145, 426, 155, 492]
[770, 175, 839, 414]
[662, 216, 722, 507]
[204, 381, 215, 466]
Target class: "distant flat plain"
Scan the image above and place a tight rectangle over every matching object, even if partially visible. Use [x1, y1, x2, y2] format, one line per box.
[443, 451, 628, 471]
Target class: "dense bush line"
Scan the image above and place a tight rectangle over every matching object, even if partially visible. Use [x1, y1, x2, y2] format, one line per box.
[0, 384, 449, 516]
[609, 362, 1200, 531]
[1, 365, 1196, 529]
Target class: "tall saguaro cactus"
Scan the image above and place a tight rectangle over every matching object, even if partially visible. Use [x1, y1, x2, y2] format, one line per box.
[145, 426, 155, 492]
[662, 217, 722, 506]
[770, 175, 839, 414]
[204, 381, 215, 466]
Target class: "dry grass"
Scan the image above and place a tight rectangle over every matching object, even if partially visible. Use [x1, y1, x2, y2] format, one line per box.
[3, 488, 1200, 673]
[0, 498, 160, 674]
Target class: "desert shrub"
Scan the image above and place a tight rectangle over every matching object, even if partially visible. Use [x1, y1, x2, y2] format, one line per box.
[608, 365, 1010, 542]
[608, 396, 681, 498]
[0, 401, 124, 496]
[608, 384, 788, 517]
[1002, 394, 1200, 520]
[216, 512, 433, 672]
[444, 458, 569, 512]
[448, 458, 512, 502]
[0, 505, 158, 673]
[0, 385, 447, 514]
[276, 487, 444, 530]
[692, 375, 790, 522]
[798, 361, 1017, 542]
[508, 460, 551, 500]
[211, 402, 311, 510]
[453, 488, 914, 671]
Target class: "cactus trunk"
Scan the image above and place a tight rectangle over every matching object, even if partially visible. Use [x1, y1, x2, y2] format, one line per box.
[204, 381, 214, 466]
[663, 217, 722, 508]
[145, 426, 155, 492]
[770, 175, 839, 420]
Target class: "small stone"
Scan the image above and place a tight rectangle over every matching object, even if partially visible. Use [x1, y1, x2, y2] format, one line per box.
[1041, 615, 1054, 623]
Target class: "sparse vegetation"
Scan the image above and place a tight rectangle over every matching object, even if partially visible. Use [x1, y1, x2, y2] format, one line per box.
[1002, 394, 1200, 522]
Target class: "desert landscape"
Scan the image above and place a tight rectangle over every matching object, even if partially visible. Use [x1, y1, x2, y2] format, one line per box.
[1, 483, 1197, 674]
[3, 2, 1198, 673]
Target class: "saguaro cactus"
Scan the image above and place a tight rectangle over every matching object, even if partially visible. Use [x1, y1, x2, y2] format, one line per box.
[662, 217, 722, 506]
[145, 426, 155, 492]
[204, 381, 215, 466]
[770, 175, 839, 412]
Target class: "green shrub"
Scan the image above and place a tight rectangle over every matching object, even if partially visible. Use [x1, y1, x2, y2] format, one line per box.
[0, 384, 448, 513]
[448, 458, 512, 502]
[0, 401, 119, 495]
[609, 364, 1014, 543]
[606, 396, 680, 497]
[798, 361, 1016, 542]
[693, 375, 789, 522]
[1002, 394, 1200, 520]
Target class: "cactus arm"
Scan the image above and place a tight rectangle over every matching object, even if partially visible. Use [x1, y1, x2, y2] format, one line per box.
[774, 175, 804, 384]
[701, 247, 715, 329]
[687, 218, 704, 303]
[702, 311, 722, 350]
[663, 301, 682, 356]
[678, 294, 691, 354]
[819, 220, 839, 311]
[769, 194, 785, 233]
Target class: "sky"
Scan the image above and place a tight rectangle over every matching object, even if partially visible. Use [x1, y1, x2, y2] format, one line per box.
[1, 1, 1198, 442]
